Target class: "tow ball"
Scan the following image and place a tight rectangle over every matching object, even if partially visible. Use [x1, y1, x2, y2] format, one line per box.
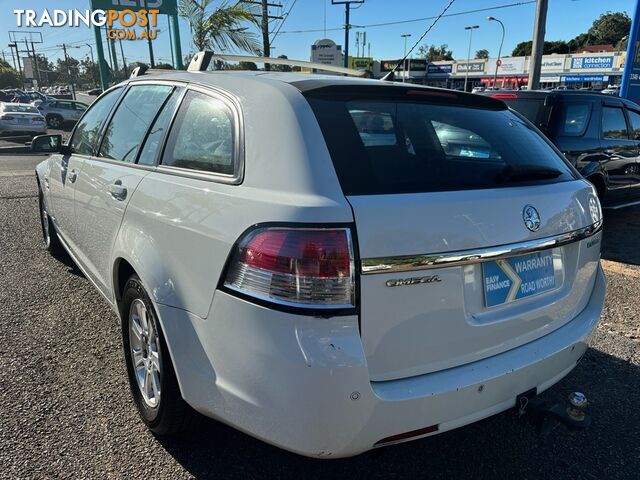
[516, 390, 591, 435]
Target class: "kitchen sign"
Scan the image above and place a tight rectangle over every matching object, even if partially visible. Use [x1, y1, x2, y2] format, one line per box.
[570, 56, 614, 70]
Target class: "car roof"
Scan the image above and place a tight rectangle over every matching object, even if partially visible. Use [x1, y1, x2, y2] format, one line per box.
[482, 89, 639, 108]
[127, 70, 506, 110]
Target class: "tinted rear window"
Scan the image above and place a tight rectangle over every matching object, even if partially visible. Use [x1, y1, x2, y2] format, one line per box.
[497, 97, 551, 131]
[307, 95, 576, 195]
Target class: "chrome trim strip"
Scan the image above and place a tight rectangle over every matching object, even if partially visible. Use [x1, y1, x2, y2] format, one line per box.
[360, 222, 603, 275]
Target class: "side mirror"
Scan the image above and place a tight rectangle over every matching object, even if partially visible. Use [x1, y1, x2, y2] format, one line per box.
[31, 134, 67, 154]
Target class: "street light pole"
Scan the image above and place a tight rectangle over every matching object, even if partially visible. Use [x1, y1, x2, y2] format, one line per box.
[488, 16, 505, 88]
[85, 43, 98, 87]
[401, 33, 411, 83]
[464, 25, 479, 92]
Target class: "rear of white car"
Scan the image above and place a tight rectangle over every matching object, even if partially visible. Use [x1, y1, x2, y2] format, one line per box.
[139, 78, 604, 457]
[35, 73, 604, 458]
[0, 102, 47, 137]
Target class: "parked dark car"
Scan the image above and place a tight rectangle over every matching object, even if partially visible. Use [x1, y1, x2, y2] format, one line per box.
[485, 90, 640, 208]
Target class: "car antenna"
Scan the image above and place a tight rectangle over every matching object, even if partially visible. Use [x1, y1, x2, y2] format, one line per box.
[381, 0, 457, 82]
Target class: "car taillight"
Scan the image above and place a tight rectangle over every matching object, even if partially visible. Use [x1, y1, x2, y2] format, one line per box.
[0, 115, 15, 120]
[33, 117, 45, 123]
[224, 227, 355, 309]
[491, 93, 518, 99]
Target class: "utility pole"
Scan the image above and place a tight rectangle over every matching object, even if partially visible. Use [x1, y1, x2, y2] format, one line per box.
[9, 43, 23, 82]
[464, 25, 479, 92]
[119, 39, 129, 78]
[30, 42, 42, 87]
[60, 44, 77, 100]
[488, 16, 506, 89]
[142, 0, 155, 67]
[86, 43, 98, 87]
[262, 0, 270, 70]
[528, 0, 548, 91]
[401, 34, 411, 82]
[110, 38, 119, 73]
[332, 1, 365, 69]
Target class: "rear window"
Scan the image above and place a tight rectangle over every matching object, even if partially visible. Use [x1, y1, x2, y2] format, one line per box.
[558, 103, 591, 135]
[307, 94, 576, 196]
[501, 98, 550, 130]
[3, 104, 39, 113]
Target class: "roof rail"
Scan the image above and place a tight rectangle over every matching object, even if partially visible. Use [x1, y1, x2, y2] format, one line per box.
[129, 66, 178, 78]
[187, 52, 366, 77]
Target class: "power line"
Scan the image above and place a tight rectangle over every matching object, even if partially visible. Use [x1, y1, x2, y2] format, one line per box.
[278, 0, 536, 34]
[270, 0, 299, 44]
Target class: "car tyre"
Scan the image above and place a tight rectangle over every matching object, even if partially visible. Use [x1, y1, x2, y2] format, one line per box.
[46, 114, 62, 129]
[121, 275, 195, 435]
[38, 187, 64, 257]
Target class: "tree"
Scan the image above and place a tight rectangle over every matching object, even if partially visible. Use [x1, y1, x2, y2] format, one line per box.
[178, 0, 261, 55]
[55, 56, 80, 85]
[587, 12, 631, 45]
[272, 54, 291, 72]
[155, 63, 175, 70]
[238, 61, 257, 70]
[511, 40, 569, 56]
[417, 44, 453, 62]
[475, 49, 489, 59]
[0, 63, 20, 89]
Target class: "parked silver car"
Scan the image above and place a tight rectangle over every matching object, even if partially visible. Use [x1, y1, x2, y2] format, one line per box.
[32, 55, 605, 458]
[37, 100, 89, 128]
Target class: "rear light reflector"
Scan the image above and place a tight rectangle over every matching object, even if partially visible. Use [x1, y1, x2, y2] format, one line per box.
[224, 227, 355, 309]
[32, 117, 45, 123]
[491, 93, 518, 99]
[374, 424, 439, 446]
[0, 115, 15, 120]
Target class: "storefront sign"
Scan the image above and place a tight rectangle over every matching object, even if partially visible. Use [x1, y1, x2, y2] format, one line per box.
[541, 57, 565, 72]
[380, 59, 427, 72]
[311, 39, 342, 67]
[349, 56, 373, 71]
[428, 63, 452, 74]
[91, 0, 177, 15]
[570, 56, 614, 70]
[562, 75, 609, 83]
[621, 0, 640, 103]
[487, 57, 526, 75]
[456, 62, 485, 73]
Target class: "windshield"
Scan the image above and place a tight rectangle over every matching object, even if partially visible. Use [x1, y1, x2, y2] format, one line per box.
[2, 104, 39, 113]
[306, 95, 576, 195]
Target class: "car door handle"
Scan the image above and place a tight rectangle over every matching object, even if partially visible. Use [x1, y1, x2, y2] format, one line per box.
[109, 183, 127, 201]
[68, 169, 77, 183]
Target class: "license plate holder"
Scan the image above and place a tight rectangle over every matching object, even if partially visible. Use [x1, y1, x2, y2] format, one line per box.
[482, 250, 556, 308]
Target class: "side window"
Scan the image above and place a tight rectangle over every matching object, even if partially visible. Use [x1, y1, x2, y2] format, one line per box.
[162, 91, 236, 175]
[98, 84, 173, 163]
[74, 103, 88, 112]
[137, 89, 183, 166]
[57, 101, 72, 110]
[560, 103, 591, 135]
[602, 107, 629, 140]
[70, 87, 123, 156]
[628, 110, 640, 141]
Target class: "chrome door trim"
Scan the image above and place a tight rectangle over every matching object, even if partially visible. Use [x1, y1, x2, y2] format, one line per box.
[360, 222, 603, 275]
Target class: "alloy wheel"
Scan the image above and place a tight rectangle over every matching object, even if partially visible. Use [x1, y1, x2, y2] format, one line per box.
[128, 299, 162, 409]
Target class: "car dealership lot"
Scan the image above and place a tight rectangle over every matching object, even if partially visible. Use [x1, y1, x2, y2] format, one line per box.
[0, 172, 638, 479]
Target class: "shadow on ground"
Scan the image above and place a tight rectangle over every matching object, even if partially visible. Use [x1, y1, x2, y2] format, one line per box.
[601, 205, 640, 265]
[156, 347, 639, 479]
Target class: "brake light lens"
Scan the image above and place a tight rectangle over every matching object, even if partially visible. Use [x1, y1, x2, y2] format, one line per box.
[0, 115, 15, 121]
[491, 93, 518, 99]
[224, 227, 355, 308]
[32, 116, 45, 123]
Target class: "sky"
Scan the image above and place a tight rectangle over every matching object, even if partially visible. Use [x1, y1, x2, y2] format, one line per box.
[0, 0, 634, 69]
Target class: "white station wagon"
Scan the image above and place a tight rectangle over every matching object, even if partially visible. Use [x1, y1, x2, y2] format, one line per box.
[34, 54, 606, 458]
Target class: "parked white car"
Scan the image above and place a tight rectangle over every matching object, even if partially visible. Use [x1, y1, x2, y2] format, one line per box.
[33, 64, 605, 458]
[0, 102, 47, 138]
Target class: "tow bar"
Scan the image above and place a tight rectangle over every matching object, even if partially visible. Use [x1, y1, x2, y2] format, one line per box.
[516, 389, 591, 435]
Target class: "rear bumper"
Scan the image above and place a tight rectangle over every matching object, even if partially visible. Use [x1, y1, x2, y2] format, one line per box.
[157, 265, 605, 458]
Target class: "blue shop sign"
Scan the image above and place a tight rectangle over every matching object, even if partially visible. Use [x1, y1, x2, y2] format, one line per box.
[571, 56, 614, 70]
[428, 64, 452, 74]
[562, 75, 608, 83]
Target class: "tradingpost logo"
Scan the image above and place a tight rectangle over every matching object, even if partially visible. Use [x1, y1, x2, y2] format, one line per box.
[14, 5, 160, 41]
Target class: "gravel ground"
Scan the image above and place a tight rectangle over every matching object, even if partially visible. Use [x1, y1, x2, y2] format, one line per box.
[0, 174, 639, 479]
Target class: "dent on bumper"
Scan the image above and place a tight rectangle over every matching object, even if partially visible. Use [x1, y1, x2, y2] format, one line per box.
[156, 265, 605, 458]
